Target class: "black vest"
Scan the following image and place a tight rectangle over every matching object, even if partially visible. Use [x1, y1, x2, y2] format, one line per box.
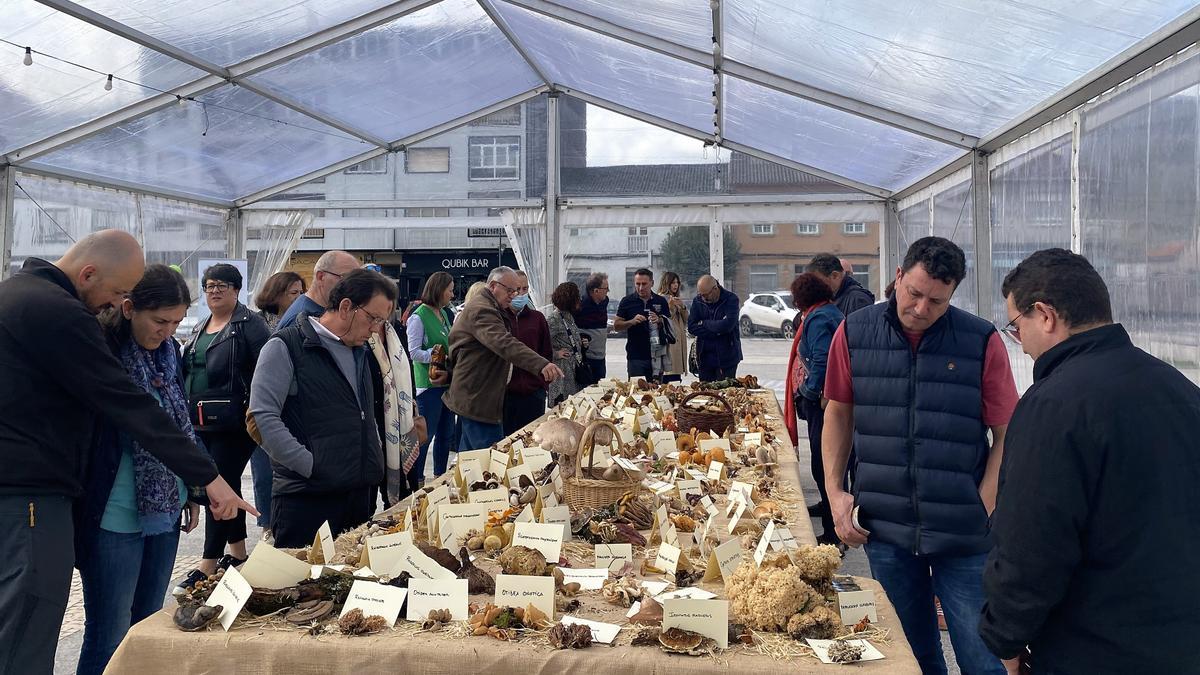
[846, 300, 994, 556]
[271, 319, 383, 496]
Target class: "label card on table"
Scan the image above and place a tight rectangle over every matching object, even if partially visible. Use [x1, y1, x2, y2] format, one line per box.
[406, 578, 468, 621]
[646, 479, 674, 496]
[490, 449, 511, 476]
[638, 413, 656, 431]
[649, 431, 676, 458]
[807, 639, 885, 664]
[539, 504, 572, 541]
[729, 481, 755, 503]
[686, 468, 709, 482]
[514, 505, 536, 523]
[837, 590, 879, 626]
[594, 543, 632, 572]
[654, 542, 681, 574]
[727, 500, 748, 534]
[742, 432, 763, 448]
[754, 520, 777, 566]
[698, 438, 730, 454]
[311, 521, 335, 564]
[704, 537, 744, 583]
[458, 448, 493, 477]
[495, 574, 556, 619]
[506, 463, 534, 487]
[640, 579, 671, 596]
[240, 542, 313, 589]
[512, 521, 564, 561]
[772, 527, 800, 551]
[662, 521, 680, 548]
[426, 485, 452, 508]
[542, 491, 559, 509]
[663, 598, 729, 649]
[560, 616, 621, 644]
[390, 544, 458, 580]
[654, 395, 673, 412]
[521, 447, 553, 473]
[457, 459, 484, 489]
[656, 587, 718, 601]
[676, 479, 703, 500]
[618, 427, 635, 446]
[205, 565, 253, 631]
[613, 456, 640, 473]
[561, 568, 610, 591]
[360, 531, 414, 573]
[706, 460, 725, 481]
[340, 580, 407, 626]
[468, 488, 509, 510]
[654, 504, 669, 529]
[437, 503, 490, 547]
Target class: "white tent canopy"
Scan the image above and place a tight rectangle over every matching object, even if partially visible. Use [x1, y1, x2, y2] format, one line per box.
[3, 0, 1198, 206]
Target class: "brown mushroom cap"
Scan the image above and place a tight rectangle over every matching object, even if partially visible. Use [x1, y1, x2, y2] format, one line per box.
[659, 627, 705, 652]
[533, 418, 586, 456]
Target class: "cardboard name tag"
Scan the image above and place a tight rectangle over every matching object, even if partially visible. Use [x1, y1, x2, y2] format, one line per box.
[426, 485, 452, 508]
[490, 449, 511, 476]
[340, 580, 407, 627]
[594, 543, 633, 572]
[559, 616, 621, 644]
[703, 537, 744, 583]
[205, 565, 253, 631]
[310, 521, 335, 564]
[437, 503, 490, 549]
[390, 544, 457, 580]
[520, 446, 553, 473]
[662, 598, 729, 649]
[649, 431, 676, 458]
[561, 567, 610, 591]
[360, 530, 414, 573]
[406, 578, 468, 621]
[512, 521, 565, 561]
[468, 488, 509, 510]
[506, 463, 534, 487]
[654, 542, 681, 574]
[495, 574, 556, 619]
[837, 590, 879, 626]
[676, 479, 703, 500]
[457, 458, 484, 489]
[240, 542, 313, 589]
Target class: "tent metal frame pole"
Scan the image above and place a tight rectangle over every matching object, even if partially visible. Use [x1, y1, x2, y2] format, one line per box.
[0, 167, 14, 280]
[892, 153, 973, 203]
[494, 0, 977, 149]
[882, 200, 900, 296]
[226, 208, 246, 259]
[709, 205, 725, 286]
[13, 164, 234, 209]
[971, 150, 993, 316]
[545, 93, 561, 301]
[712, 0, 724, 144]
[1069, 110, 1084, 254]
[244, 198, 543, 211]
[477, 0, 556, 90]
[560, 193, 883, 207]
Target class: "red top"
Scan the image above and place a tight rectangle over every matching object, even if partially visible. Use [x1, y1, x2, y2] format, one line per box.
[506, 307, 553, 395]
[824, 322, 1018, 426]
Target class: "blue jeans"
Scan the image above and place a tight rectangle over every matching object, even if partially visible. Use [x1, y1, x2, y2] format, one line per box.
[249, 447, 272, 528]
[458, 417, 504, 452]
[864, 540, 1003, 675]
[77, 527, 181, 675]
[415, 388, 456, 480]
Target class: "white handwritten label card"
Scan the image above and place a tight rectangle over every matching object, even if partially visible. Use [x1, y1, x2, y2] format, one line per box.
[495, 574, 556, 619]
[654, 542, 681, 574]
[594, 543, 633, 572]
[205, 565, 253, 631]
[837, 590, 879, 626]
[310, 521, 335, 564]
[512, 521, 564, 561]
[406, 578, 468, 621]
[662, 598, 729, 649]
[340, 580, 407, 626]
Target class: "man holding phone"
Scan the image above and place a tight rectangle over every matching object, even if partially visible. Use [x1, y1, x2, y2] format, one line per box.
[614, 268, 672, 381]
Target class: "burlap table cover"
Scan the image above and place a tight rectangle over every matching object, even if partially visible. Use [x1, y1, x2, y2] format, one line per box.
[105, 389, 918, 674]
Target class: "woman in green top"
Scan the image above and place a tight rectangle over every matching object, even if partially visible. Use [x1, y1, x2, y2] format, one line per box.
[76, 265, 201, 675]
[406, 271, 456, 484]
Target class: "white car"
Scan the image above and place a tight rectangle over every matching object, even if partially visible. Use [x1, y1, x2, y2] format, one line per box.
[739, 291, 798, 338]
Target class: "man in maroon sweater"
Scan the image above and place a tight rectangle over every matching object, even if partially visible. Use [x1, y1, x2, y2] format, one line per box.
[504, 271, 554, 434]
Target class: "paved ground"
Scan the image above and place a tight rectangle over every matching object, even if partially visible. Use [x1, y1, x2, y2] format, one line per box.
[55, 336, 958, 674]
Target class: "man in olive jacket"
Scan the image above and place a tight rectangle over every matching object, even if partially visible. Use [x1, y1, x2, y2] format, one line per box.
[981, 249, 1200, 674]
[443, 266, 563, 451]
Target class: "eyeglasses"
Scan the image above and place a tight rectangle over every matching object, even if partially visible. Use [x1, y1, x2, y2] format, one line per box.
[354, 306, 388, 327]
[321, 270, 344, 280]
[1002, 303, 1051, 344]
[203, 282, 232, 294]
[493, 280, 519, 297]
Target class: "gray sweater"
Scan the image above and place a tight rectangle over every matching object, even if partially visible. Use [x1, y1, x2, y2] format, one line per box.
[249, 317, 367, 479]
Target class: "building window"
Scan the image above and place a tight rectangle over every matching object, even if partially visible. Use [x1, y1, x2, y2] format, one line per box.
[405, 147, 450, 173]
[469, 104, 522, 126]
[403, 207, 451, 218]
[157, 218, 187, 232]
[851, 264, 872, 289]
[344, 156, 387, 174]
[749, 264, 777, 293]
[308, 176, 326, 184]
[751, 223, 775, 236]
[301, 228, 325, 239]
[843, 222, 867, 235]
[569, 228, 580, 237]
[469, 136, 520, 180]
[796, 222, 820, 236]
[39, 208, 73, 244]
[627, 227, 649, 254]
[568, 269, 590, 292]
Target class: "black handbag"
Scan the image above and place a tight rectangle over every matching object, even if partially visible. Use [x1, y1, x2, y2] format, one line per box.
[189, 395, 246, 432]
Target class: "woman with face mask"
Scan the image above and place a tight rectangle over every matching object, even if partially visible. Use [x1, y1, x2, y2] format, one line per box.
[502, 271, 554, 435]
[75, 265, 204, 674]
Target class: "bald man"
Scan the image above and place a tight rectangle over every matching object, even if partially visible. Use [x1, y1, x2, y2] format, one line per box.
[0, 230, 253, 671]
[277, 250, 360, 330]
[687, 275, 743, 382]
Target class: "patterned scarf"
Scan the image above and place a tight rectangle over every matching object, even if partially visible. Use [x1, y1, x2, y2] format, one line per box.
[119, 336, 197, 536]
[369, 322, 418, 504]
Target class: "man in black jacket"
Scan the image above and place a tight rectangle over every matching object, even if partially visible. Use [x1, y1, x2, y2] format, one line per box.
[981, 248, 1200, 674]
[807, 253, 875, 318]
[0, 230, 253, 673]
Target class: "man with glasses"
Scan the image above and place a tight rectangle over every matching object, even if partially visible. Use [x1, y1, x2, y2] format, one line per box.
[979, 249, 1200, 674]
[820, 237, 1017, 675]
[575, 272, 611, 385]
[687, 274, 742, 382]
[249, 269, 397, 547]
[443, 266, 563, 451]
[276, 249, 360, 330]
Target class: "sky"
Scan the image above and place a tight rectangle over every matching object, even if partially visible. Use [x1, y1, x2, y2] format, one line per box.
[581, 106, 723, 167]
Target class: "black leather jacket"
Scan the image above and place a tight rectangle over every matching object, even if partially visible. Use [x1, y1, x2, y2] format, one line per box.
[182, 302, 270, 408]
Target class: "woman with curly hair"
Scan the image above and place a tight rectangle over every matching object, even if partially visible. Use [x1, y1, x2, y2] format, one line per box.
[784, 272, 844, 546]
[547, 282, 584, 406]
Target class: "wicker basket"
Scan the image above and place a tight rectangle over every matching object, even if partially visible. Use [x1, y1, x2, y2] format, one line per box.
[675, 390, 735, 436]
[562, 420, 642, 511]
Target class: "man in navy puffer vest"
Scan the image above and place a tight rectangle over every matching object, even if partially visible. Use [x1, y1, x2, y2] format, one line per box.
[821, 237, 1018, 675]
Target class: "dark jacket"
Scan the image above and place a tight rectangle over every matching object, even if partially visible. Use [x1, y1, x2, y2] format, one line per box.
[798, 303, 844, 401]
[979, 324, 1200, 673]
[507, 307, 553, 396]
[272, 319, 384, 495]
[846, 299, 994, 556]
[616, 291, 671, 360]
[0, 258, 218, 497]
[182, 301, 270, 410]
[76, 331, 191, 565]
[834, 275, 875, 318]
[687, 288, 743, 372]
[443, 288, 550, 424]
